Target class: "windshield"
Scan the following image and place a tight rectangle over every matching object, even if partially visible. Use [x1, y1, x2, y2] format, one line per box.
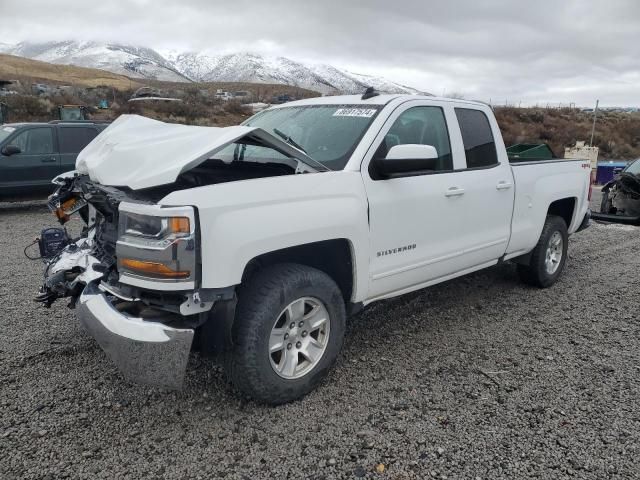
[625, 159, 640, 175]
[244, 105, 382, 170]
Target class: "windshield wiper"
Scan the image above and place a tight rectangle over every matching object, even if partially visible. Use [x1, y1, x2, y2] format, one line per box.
[273, 128, 308, 155]
[270, 128, 331, 172]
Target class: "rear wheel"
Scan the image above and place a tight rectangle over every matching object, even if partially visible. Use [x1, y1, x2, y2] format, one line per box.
[517, 215, 568, 288]
[224, 263, 346, 404]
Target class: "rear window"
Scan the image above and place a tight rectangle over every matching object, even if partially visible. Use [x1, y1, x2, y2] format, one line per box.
[455, 108, 498, 168]
[58, 127, 98, 154]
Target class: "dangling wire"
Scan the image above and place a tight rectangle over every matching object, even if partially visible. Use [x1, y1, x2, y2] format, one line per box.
[24, 240, 42, 260]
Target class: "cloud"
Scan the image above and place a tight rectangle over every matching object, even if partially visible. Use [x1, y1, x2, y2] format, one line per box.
[1, 0, 638, 105]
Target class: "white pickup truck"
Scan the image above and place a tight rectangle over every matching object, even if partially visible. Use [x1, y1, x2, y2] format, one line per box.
[38, 92, 592, 404]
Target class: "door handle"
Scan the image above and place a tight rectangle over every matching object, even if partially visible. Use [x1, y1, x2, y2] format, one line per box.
[496, 181, 513, 190]
[41, 157, 57, 163]
[445, 187, 465, 197]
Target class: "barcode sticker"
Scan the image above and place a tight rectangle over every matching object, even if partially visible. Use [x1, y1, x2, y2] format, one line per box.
[333, 108, 377, 118]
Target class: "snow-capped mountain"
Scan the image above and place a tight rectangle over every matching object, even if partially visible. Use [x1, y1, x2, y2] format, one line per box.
[306, 64, 420, 95]
[164, 51, 342, 94]
[0, 41, 421, 94]
[0, 41, 190, 82]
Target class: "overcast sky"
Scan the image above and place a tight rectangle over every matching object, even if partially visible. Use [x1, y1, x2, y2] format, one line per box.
[1, 0, 638, 106]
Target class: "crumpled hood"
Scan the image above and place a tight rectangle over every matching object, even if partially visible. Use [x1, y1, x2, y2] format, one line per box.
[76, 115, 318, 190]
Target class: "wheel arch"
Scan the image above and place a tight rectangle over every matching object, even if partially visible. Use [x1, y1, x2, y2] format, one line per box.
[241, 238, 356, 304]
[547, 197, 577, 229]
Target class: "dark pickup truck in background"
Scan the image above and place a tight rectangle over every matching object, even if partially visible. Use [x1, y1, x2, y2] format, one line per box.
[0, 121, 108, 199]
[593, 158, 640, 225]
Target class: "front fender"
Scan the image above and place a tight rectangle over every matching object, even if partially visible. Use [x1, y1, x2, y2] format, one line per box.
[160, 171, 370, 302]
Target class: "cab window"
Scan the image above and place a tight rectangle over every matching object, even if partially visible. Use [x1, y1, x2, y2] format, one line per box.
[373, 106, 452, 171]
[455, 108, 498, 168]
[59, 127, 98, 154]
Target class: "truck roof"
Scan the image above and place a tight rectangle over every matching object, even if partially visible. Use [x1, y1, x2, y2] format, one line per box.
[277, 93, 488, 108]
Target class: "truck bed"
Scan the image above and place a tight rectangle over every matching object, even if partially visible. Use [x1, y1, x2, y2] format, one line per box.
[506, 158, 592, 258]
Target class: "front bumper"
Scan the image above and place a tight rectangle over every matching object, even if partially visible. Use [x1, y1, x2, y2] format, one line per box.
[77, 283, 194, 389]
[591, 211, 640, 225]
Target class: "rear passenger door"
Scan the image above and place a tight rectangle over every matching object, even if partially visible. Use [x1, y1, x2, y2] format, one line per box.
[446, 106, 515, 265]
[0, 126, 60, 192]
[57, 126, 100, 174]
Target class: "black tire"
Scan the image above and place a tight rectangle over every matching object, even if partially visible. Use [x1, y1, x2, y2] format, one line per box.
[224, 263, 346, 404]
[517, 215, 569, 288]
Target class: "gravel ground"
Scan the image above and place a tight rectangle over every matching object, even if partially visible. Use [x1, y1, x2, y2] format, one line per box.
[1, 197, 639, 480]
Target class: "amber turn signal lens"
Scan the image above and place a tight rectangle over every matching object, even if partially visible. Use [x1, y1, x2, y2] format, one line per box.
[54, 208, 69, 222]
[62, 197, 77, 210]
[168, 217, 190, 234]
[121, 259, 190, 279]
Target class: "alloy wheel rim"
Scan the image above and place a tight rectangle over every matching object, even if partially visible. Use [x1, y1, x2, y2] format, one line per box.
[268, 297, 330, 380]
[545, 231, 563, 275]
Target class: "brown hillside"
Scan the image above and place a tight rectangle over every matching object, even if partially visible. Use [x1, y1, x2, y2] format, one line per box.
[495, 107, 640, 160]
[0, 53, 320, 126]
[0, 54, 142, 90]
[0, 54, 319, 100]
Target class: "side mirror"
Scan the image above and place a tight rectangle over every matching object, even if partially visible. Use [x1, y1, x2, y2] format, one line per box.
[1, 145, 21, 156]
[375, 144, 438, 177]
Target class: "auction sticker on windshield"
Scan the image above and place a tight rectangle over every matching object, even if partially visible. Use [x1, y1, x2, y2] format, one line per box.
[2, 126, 15, 133]
[333, 108, 378, 118]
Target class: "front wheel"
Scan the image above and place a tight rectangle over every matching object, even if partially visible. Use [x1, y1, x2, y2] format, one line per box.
[224, 263, 346, 404]
[517, 215, 569, 288]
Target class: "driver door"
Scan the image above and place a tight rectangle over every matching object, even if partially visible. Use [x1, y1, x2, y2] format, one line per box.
[362, 101, 474, 300]
[0, 126, 60, 194]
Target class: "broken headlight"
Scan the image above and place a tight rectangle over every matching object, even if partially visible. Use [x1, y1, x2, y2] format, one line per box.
[120, 212, 190, 239]
[116, 203, 197, 285]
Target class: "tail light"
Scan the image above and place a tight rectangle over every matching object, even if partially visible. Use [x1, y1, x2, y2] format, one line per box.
[588, 170, 594, 202]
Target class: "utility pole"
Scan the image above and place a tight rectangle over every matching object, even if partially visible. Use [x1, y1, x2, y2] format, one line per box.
[589, 99, 599, 147]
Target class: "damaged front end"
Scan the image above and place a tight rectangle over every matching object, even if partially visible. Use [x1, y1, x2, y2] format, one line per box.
[594, 170, 640, 225]
[29, 115, 328, 390]
[32, 173, 213, 389]
[34, 173, 115, 307]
